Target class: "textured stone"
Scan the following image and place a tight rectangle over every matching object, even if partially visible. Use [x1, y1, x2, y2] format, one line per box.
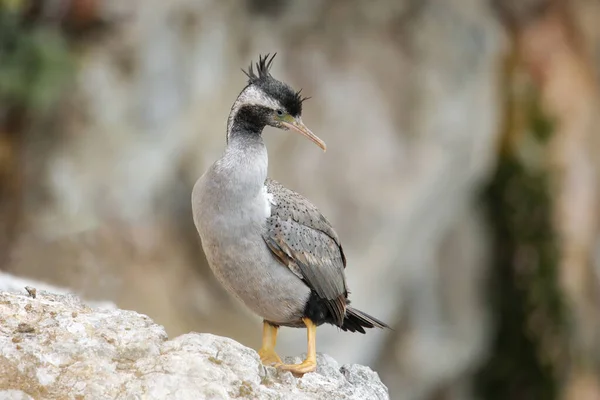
[0, 290, 388, 399]
[0, 391, 34, 400]
[0, 272, 116, 310]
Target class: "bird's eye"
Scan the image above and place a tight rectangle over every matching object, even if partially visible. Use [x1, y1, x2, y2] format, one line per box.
[276, 110, 284, 117]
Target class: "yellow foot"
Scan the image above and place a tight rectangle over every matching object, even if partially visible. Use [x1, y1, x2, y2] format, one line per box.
[258, 348, 282, 366]
[276, 359, 317, 375]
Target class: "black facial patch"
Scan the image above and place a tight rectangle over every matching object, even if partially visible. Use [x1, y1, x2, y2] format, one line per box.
[242, 53, 309, 117]
[232, 104, 273, 134]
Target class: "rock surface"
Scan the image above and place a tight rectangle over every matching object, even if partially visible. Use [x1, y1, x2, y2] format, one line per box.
[0, 272, 116, 310]
[0, 290, 388, 400]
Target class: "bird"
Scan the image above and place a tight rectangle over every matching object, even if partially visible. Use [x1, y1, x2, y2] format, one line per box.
[191, 53, 389, 375]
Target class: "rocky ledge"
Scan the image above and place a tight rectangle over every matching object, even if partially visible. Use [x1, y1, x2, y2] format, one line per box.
[0, 285, 388, 399]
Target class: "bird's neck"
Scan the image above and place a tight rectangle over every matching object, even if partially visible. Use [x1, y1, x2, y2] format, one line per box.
[215, 124, 268, 201]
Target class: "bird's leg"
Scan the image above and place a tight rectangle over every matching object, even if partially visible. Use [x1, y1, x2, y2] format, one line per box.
[258, 321, 282, 366]
[276, 317, 317, 375]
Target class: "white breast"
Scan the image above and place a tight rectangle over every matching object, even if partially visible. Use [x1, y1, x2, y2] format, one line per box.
[261, 185, 277, 218]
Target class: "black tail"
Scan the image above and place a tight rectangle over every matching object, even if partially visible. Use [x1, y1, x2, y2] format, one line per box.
[341, 307, 390, 334]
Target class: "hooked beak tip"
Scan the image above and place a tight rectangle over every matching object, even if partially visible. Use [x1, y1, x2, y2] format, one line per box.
[282, 119, 327, 152]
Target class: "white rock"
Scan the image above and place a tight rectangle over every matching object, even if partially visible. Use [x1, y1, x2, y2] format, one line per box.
[0, 290, 388, 399]
[0, 272, 116, 310]
[0, 390, 35, 400]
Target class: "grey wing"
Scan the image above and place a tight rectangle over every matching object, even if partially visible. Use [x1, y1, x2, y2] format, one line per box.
[262, 179, 348, 325]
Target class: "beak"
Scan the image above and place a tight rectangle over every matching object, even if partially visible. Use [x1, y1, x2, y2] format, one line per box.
[282, 118, 326, 152]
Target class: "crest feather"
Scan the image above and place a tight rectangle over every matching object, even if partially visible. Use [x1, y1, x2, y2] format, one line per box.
[242, 53, 277, 83]
[295, 88, 311, 105]
[239, 53, 311, 115]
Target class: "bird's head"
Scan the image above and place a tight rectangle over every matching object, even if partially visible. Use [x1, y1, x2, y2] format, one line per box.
[227, 53, 326, 151]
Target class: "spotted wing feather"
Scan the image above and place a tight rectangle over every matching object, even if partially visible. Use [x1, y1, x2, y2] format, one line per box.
[263, 179, 348, 326]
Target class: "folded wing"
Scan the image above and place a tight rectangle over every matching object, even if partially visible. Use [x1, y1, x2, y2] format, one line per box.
[262, 179, 348, 326]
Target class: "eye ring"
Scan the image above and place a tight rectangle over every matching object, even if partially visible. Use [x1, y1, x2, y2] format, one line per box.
[276, 110, 284, 116]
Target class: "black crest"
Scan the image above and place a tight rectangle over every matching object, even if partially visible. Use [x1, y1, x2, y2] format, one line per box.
[242, 53, 277, 83]
[241, 53, 310, 116]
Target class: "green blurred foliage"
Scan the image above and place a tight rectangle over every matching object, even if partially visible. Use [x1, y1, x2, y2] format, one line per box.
[0, 3, 73, 113]
[475, 85, 567, 400]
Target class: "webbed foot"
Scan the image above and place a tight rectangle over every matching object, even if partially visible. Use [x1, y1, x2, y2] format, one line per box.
[258, 348, 282, 366]
[276, 358, 317, 375]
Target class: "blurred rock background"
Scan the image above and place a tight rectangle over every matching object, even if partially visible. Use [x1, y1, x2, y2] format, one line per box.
[1, 0, 600, 399]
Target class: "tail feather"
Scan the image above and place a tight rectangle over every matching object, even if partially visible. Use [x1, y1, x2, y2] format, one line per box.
[341, 307, 390, 334]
